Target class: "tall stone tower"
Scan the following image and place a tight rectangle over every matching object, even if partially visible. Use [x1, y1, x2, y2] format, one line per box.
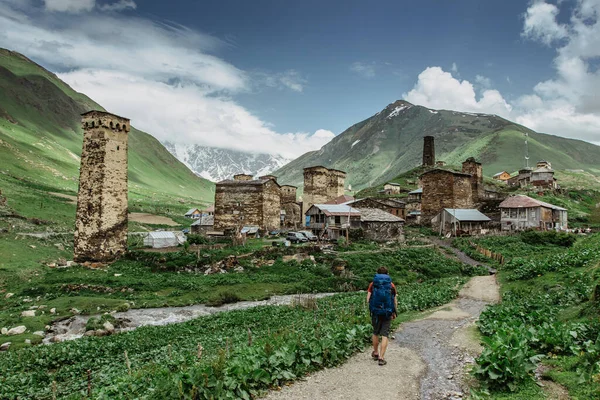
[422, 136, 435, 166]
[302, 166, 346, 217]
[74, 111, 130, 262]
[462, 157, 483, 203]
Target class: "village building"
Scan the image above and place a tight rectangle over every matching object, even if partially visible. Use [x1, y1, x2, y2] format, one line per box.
[201, 205, 214, 216]
[461, 157, 484, 203]
[507, 168, 533, 187]
[214, 175, 281, 233]
[420, 169, 473, 221]
[405, 188, 422, 224]
[302, 166, 346, 217]
[191, 214, 214, 234]
[537, 160, 552, 169]
[280, 184, 301, 228]
[325, 194, 355, 204]
[184, 208, 202, 219]
[531, 167, 558, 189]
[383, 182, 402, 194]
[74, 111, 130, 262]
[305, 204, 361, 240]
[493, 171, 511, 182]
[356, 208, 404, 242]
[422, 135, 435, 166]
[431, 209, 491, 236]
[348, 197, 406, 219]
[499, 195, 568, 231]
[435, 161, 446, 167]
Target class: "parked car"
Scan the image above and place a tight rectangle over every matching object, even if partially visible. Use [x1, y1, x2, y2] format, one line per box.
[298, 230, 317, 241]
[286, 232, 308, 243]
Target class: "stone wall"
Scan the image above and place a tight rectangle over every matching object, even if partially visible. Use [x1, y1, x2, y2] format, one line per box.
[462, 158, 483, 202]
[361, 221, 404, 242]
[302, 166, 346, 216]
[214, 179, 281, 232]
[74, 111, 130, 262]
[282, 202, 302, 228]
[281, 185, 297, 204]
[421, 170, 473, 221]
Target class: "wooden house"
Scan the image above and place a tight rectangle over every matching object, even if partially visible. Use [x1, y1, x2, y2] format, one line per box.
[499, 195, 567, 231]
[493, 171, 511, 182]
[305, 204, 361, 240]
[184, 208, 202, 219]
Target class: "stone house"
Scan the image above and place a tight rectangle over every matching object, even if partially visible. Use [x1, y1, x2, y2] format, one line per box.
[305, 204, 361, 240]
[302, 166, 346, 216]
[431, 209, 491, 236]
[531, 167, 558, 189]
[507, 168, 533, 187]
[191, 214, 214, 234]
[74, 111, 130, 263]
[493, 171, 511, 182]
[356, 208, 404, 242]
[214, 175, 281, 233]
[499, 195, 568, 231]
[406, 188, 422, 223]
[348, 197, 406, 219]
[280, 184, 302, 228]
[420, 169, 473, 221]
[383, 182, 401, 194]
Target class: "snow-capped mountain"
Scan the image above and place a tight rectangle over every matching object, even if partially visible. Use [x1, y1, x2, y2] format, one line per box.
[163, 142, 292, 182]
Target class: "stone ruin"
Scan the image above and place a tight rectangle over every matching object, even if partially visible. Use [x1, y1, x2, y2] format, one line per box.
[73, 111, 130, 263]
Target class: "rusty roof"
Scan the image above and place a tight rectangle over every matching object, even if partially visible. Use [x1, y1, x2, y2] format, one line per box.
[499, 195, 566, 211]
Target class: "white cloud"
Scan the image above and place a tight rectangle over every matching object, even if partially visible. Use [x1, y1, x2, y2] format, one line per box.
[0, 1, 331, 158]
[475, 75, 492, 89]
[44, 0, 95, 13]
[403, 67, 512, 117]
[58, 69, 332, 158]
[98, 0, 136, 12]
[261, 69, 307, 92]
[521, 1, 568, 46]
[402, 1, 600, 145]
[350, 62, 376, 78]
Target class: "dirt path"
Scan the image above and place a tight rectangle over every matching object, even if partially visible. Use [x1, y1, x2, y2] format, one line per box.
[263, 276, 500, 400]
[128, 212, 179, 226]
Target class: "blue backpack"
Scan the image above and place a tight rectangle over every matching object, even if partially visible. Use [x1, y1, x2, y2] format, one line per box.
[369, 273, 394, 317]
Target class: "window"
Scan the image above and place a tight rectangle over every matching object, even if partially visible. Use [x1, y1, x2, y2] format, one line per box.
[334, 216, 341, 224]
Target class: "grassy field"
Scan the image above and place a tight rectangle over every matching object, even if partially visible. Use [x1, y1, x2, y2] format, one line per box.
[462, 232, 600, 399]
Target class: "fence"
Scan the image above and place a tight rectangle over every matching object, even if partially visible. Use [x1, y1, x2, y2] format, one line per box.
[469, 241, 506, 264]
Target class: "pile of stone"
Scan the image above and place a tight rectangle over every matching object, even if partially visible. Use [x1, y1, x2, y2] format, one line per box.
[203, 255, 244, 275]
[61, 283, 134, 294]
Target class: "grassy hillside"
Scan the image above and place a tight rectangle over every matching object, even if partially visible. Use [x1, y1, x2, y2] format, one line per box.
[274, 100, 600, 192]
[0, 49, 214, 229]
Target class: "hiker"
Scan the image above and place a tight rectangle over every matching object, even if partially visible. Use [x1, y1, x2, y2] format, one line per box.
[367, 266, 397, 366]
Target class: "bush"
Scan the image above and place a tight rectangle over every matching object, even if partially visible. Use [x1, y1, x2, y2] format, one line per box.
[206, 290, 242, 306]
[521, 230, 576, 247]
[187, 234, 208, 245]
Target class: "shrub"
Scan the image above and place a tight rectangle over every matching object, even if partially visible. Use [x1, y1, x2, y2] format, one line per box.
[187, 234, 208, 245]
[521, 230, 576, 247]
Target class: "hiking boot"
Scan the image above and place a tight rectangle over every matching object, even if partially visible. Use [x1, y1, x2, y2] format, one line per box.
[371, 351, 379, 360]
[378, 358, 387, 366]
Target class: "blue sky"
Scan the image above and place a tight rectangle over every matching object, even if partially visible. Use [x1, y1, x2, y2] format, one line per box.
[0, 0, 599, 157]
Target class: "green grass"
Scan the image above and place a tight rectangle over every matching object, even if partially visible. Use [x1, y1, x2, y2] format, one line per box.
[0, 48, 215, 231]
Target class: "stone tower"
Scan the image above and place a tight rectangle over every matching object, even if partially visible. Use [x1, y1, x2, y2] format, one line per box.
[302, 166, 346, 216]
[422, 136, 435, 166]
[74, 111, 130, 262]
[462, 157, 483, 203]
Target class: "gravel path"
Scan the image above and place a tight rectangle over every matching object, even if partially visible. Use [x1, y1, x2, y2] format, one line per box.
[263, 270, 500, 399]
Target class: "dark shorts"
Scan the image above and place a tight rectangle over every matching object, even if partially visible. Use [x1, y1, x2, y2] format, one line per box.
[371, 314, 391, 337]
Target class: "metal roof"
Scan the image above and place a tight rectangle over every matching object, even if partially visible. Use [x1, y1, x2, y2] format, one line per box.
[493, 171, 508, 177]
[241, 226, 259, 234]
[499, 195, 566, 211]
[385, 182, 401, 186]
[147, 231, 177, 239]
[185, 208, 200, 216]
[443, 209, 491, 222]
[356, 208, 404, 223]
[408, 188, 423, 194]
[307, 204, 361, 216]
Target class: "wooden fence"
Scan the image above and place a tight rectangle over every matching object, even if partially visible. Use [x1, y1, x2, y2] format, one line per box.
[470, 241, 506, 264]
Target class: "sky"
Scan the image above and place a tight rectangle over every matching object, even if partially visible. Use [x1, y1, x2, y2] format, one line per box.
[0, 0, 599, 159]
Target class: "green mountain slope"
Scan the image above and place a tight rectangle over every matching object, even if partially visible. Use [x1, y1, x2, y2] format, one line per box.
[274, 100, 600, 191]
[0, 48, 214, 226]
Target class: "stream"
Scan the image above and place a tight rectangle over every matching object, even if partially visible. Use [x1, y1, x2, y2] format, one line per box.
[43, 293, 337, 344]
